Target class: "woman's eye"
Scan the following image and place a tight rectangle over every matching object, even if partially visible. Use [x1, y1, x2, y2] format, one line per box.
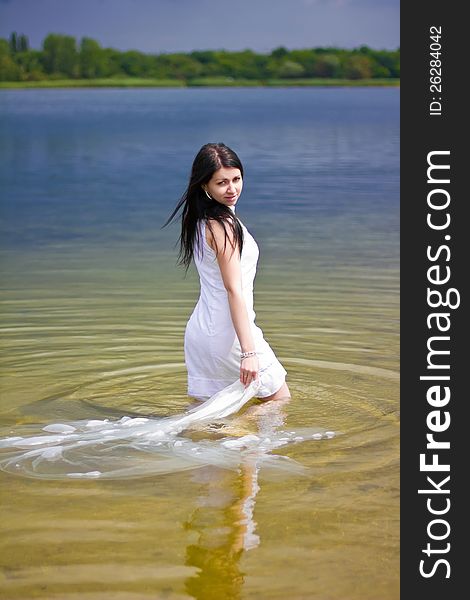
[217, 177, 240, 184]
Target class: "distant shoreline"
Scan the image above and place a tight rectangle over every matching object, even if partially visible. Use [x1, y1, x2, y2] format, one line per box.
[0, 77, 400, 90]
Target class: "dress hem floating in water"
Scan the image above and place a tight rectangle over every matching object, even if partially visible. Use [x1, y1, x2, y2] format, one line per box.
[0, 378, 335, 480]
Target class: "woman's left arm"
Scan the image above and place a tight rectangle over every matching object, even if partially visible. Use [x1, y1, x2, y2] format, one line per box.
[209, 220, 259, 386]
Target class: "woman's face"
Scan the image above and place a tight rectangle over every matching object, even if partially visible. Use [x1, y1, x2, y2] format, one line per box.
[203, 167, 243, 209]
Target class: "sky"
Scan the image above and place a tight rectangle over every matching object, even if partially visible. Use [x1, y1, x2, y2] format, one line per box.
[0, 0, 399, 54]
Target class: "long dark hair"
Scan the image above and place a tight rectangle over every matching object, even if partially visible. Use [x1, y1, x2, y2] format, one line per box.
[162, 143, 244, 272]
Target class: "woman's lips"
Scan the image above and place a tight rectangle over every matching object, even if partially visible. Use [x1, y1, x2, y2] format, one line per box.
[225, 195, 237, 200]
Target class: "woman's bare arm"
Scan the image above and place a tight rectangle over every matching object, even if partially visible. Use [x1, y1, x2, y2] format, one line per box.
[207, 219, 258, 386]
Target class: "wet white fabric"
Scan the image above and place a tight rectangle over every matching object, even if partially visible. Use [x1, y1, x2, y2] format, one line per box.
[184, 215, 287, 400]
[0, 378, 335, 480]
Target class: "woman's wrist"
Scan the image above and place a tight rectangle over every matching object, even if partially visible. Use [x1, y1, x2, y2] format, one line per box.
[240, 350, 257, 360]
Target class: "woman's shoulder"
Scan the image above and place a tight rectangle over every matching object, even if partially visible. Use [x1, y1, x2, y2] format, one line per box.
[204, 216, 238, 232]
[204, 216, 241, 253]
[205, 215, 244, 227]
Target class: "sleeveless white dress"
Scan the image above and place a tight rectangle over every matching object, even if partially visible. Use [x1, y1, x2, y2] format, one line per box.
[184, 213, 287, 400]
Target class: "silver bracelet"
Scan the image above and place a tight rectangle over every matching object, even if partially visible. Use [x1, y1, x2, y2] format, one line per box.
[240, 351, 257, 360]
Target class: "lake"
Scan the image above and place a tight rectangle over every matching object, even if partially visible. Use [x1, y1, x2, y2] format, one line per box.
[0, 87, 399, 599]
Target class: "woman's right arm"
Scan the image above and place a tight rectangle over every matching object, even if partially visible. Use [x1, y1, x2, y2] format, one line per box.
[207, 219, 259, 387]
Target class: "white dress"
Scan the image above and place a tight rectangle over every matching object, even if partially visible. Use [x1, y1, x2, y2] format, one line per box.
[184, 213, 287, 400]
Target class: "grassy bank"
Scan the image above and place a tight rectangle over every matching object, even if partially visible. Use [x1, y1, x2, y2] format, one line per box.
[0, 77, 399, 89]
[263, 77, 399, 87]
[0, 78, 186, 89]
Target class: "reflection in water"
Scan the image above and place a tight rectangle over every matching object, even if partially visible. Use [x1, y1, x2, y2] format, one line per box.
[184, 398, 290, 600]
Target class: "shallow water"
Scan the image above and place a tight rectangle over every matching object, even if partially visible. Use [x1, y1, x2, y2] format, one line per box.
[0, 88, 399, 598]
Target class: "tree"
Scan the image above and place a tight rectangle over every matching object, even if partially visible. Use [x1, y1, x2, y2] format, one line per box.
[1, 33, 400, 83]
[372, 49, 400, 78]
[189, 50, 219, 77]
[101, 48, 125, 77]
[118, 50, 148, 77]
[196, 49, 265, 79]
[271, 46, 288, 60]
[278, 60, 305, 78]
[79, 37, 109, 78]
[157, 53, 203, 79]
[190, 50, 216, 65]
[18, 34, 29, 52]
[13, 49, 46, 80]
[42, 34, 79, 77]
[314, 54, 341, 78]
[343, 55, 373, 79]
[8, 31, 18, 54]
[289, 49, 318, 77]
[0, 38, 21, 80]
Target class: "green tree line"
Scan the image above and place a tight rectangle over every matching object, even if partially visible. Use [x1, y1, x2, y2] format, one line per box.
[0, 32, 400, 82]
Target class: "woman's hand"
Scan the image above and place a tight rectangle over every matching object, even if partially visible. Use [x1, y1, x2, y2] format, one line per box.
[240, 355, 259, 387]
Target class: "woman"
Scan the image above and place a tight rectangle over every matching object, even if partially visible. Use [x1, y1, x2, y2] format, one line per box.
[164, 143, 290, 402]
